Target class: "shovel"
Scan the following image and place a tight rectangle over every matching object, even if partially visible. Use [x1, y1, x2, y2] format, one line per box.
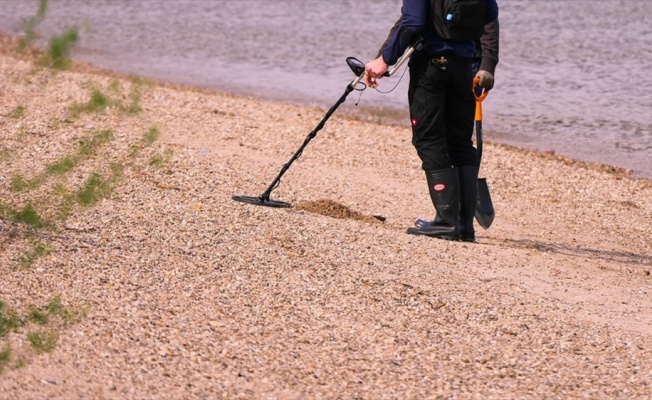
[473, 78, 495, 229]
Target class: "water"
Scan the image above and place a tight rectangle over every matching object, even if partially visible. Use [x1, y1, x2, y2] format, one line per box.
[1, 0, 651, 178]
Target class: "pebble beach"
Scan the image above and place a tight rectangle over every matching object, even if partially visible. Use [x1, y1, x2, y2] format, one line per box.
[1, 33, 652, 399]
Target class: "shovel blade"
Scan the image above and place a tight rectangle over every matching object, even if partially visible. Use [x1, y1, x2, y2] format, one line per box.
[475, 178, 494, 229]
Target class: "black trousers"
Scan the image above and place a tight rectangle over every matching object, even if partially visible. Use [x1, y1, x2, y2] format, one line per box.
[408, 54, 478, 171]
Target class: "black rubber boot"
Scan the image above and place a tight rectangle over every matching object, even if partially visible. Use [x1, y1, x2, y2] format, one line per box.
[458, 166, 479, 242]
[414, 213, 440, 229]
[407, 168, 460, 240]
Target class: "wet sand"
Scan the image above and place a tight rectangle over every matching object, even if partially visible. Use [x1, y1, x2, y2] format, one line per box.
[1, 34, 651, 399]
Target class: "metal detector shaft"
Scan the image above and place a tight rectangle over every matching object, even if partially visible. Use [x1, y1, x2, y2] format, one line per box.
[233, 39, 422, 208]
[385, 37, 423, 77]
[386, 46, 416, 77]
[256, 80, 359, 203]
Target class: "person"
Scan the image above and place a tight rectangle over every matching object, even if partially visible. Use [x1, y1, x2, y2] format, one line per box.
[365, 0, 499, 242]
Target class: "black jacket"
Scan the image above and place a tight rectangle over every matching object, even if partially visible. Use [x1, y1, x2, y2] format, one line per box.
[377, 17, 500, 75]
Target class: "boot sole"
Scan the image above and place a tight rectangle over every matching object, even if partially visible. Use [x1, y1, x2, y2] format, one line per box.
[406, 227, 460, 241]
[413, 221, 475, 242]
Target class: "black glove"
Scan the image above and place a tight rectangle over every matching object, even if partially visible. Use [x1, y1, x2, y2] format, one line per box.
[475, 70, 494, 91]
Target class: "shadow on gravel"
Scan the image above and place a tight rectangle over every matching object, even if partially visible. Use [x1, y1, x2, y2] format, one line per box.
[488, 238, 652, 269]
[294, 199, 385, 224]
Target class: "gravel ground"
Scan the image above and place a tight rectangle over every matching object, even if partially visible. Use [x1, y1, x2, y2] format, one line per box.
[1, 34, 651, 399]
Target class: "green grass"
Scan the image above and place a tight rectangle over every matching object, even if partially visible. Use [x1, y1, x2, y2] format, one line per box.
[54, 131, 113, 181]
[70, 89, 111, 116]
[126, 89, 142, 115]
[148, 154, 166, 168]
[27, 308, 49, 325]
[0, 147, 11, 162]
[79, 129, 113, 156]
[27, 331, 58, 353]
[86, 89, 110, 112]
[19, 242, 52, 268]
[0, 345, 11, 373]
[40, 27, 79, 70]
[0, 202, 47, 228]
[70, 84, 143, 117]
[20, 0, 79, 70]
[47, 295, 87, 327]
[76, 162, 125, 207]
[10, 174, 41, 192]
[9, 129, 114, 193]
[0, 296, 87, 371]
[143, 127, 160, 146]
[46, 156, 76, 175]
[0, 302, 22, 338]
[53, 184, 74, 221]
[10, 106, 26, 119]
[77, 172, 102, 206]
[130, 127, 161, 157]
[46, 296, 64, 316]
[12, 204, 45, 227]
[18, 0, 47, 51]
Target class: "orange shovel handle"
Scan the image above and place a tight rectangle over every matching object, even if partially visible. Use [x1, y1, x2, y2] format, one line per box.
[472, 77, 488, 121]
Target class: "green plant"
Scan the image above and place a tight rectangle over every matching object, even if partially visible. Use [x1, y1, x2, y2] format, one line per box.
[27, 308, 49, 325]
[41, 27, 79, 70]
[27, 331, 58, 353]
[44, 129, 113, 176]
[10, 174, 41, 192]
[12, 204, 45, 227]
[143, 127, 160, 146]
[126, 90, 142, 115]
[53, 184, 74, 220]
[46, 156, 76, 175]
[0, 147, 11, 162]
[18, 0, 48, 51]
[10, 106, 26, 119]
[70, 89, 111, 116]
[46, 296, 64, 316]
[108, 80, 121, 93]
[0, 302, 22, 338]
[130, 127, 161, 157]
[77, 172, 102, 206]
[19, 242, 51, 268]
[148, 154, 165, 168]
[87, 89, 110, 112]
[46, 295, 86, 326]
[79, 129, 113, 156]
[109, 162, 124, 182]
[0, 345, 11, 373]
[148, 148, 173, 170]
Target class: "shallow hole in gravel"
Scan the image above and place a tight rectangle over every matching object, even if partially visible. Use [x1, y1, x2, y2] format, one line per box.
[294, 199, 385, 223]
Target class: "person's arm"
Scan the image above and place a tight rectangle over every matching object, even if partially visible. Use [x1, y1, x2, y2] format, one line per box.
[380, 0, 428, 66]
[474, 0, 499, 89]
[478, 18, 499, 75]
[376, 16, 402, 58]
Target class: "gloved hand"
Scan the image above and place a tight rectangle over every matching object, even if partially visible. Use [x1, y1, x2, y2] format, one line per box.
[475, 70, 494, 91]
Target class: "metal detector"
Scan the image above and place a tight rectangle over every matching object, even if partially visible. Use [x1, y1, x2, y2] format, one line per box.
[233, 40, 423, 208]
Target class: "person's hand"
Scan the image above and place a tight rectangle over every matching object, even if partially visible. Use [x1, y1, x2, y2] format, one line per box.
[474, 70, 494, 91]
[364, 56, 389, 89]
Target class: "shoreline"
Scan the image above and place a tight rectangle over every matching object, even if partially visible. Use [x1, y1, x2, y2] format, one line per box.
[1, 32, 651, 398]
[2, 32, 647, 183]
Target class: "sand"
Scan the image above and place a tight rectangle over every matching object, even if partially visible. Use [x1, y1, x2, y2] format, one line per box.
[1, 34, 651, 399]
